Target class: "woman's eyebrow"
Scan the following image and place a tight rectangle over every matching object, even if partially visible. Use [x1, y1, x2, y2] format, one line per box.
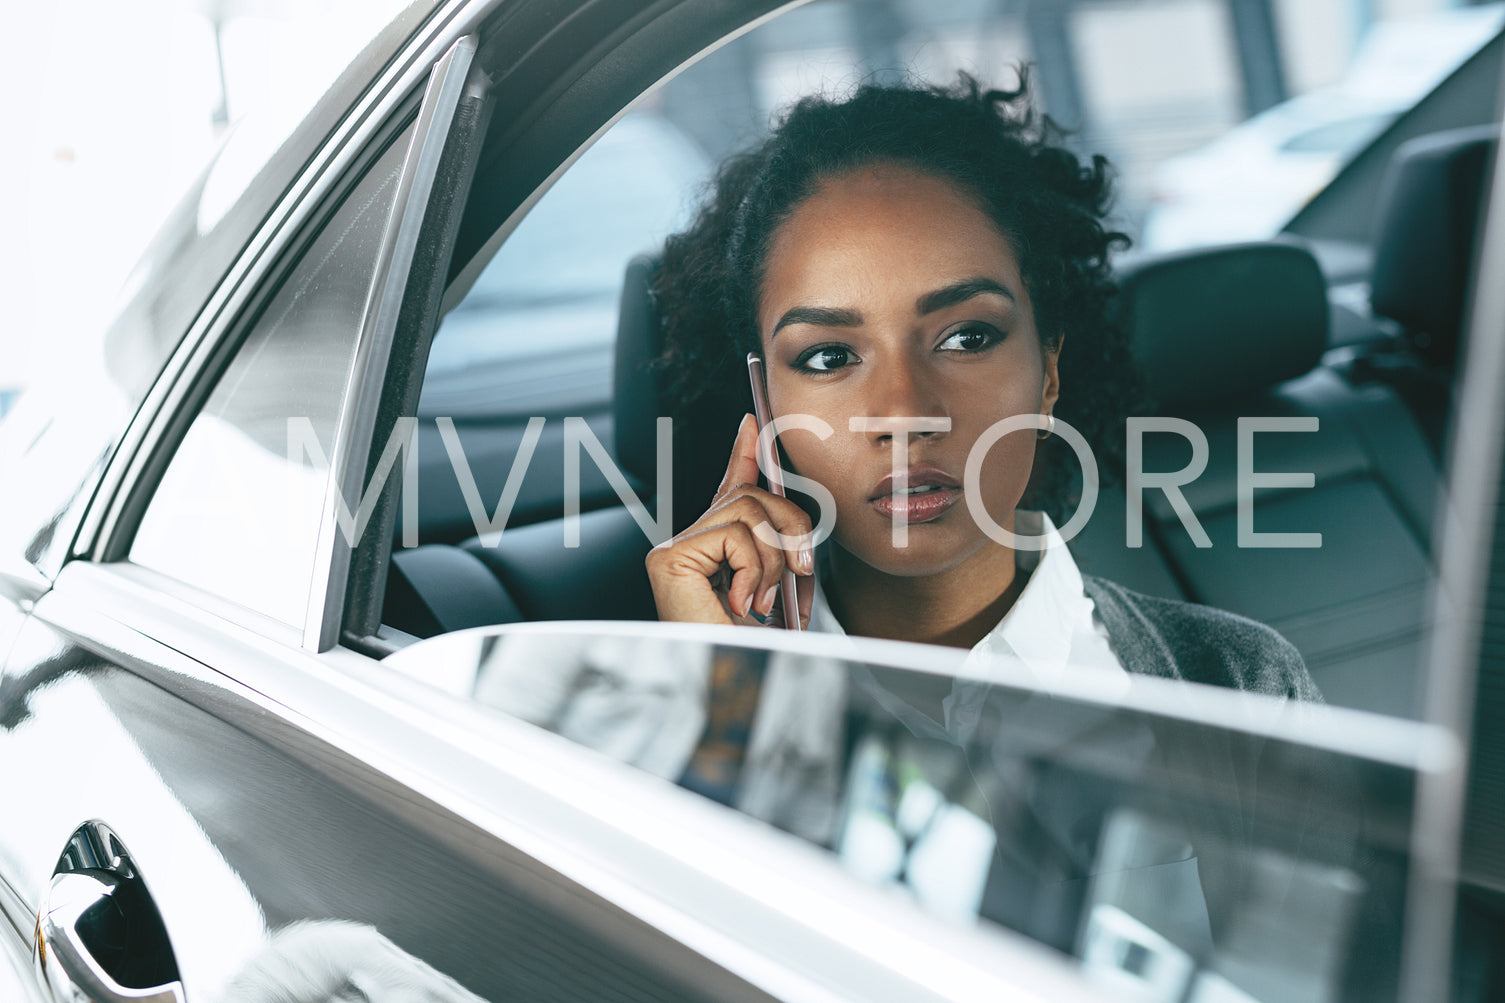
[916, 278, 1016, 315]
[772, 305, 864, 336]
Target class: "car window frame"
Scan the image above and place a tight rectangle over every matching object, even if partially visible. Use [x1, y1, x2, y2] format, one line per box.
[100, 99, 432, 640]
[65, 6, 466, 536]
[1406, 46, 1505, 1000]
[70, 3, 491, 644]
[306, 34, 491, 651]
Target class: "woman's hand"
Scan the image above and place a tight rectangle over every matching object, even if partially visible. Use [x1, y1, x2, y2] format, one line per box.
[648, 414, 816, 627]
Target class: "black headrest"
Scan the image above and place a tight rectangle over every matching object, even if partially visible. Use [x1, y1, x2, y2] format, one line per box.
[612, 253, 752, 532]
[613, 254, 663, 486]
[1370, 125, 1498, 367]
[1117, 241, 1329, 413]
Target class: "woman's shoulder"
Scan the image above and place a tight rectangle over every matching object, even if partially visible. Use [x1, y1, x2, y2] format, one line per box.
[1080, 574, 1323, 703]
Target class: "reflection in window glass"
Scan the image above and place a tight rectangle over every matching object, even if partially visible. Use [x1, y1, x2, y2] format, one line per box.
[132, 121, 414, 625]
[898, 13, 1031, 92]
[384, 628, 1433, 1003]
[1143, 0, 1505, 250]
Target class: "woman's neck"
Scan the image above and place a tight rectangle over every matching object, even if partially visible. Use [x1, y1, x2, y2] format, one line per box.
[824, 542, 1027, 649]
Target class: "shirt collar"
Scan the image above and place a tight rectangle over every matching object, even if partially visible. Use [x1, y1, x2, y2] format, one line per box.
[808, 510, 1089, 683]
[967, 509, 1087, 685]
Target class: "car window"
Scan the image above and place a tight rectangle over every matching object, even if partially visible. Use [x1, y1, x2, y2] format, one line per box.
[382, 623, 1438, 1003]
[392, 0, 1480, 703]
[420, 111, 710, 420]
[408, 0, 1503, 549]
[131, 119, 416, 626]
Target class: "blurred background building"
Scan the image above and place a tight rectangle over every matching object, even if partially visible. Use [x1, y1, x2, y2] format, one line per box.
[2, 0, 1494, 414]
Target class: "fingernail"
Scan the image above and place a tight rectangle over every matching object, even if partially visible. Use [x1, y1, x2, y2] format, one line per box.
[738, 593, 753, 617]
[799, 548, 814, 574]
[759, 587, 778, 616]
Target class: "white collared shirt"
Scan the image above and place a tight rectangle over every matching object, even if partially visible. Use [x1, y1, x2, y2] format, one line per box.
[808, 509, 1126, 684]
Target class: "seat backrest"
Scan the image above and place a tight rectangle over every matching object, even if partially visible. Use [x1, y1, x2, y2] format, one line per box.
[385, 543, 525, 637]
[614, 254, 755, 535]
[1370, 125, 1499, 371]
[1071, 242, 1328, 601]
[1359, 125, 1500, 458]
[385, 256, 672, 636]
[1105, 241, 1442, 717]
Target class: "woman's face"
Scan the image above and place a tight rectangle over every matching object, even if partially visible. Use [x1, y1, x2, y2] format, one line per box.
[758, 163, 1060, 578]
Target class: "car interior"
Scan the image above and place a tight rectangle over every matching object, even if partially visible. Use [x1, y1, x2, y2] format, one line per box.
[379, 71, 1499, 724]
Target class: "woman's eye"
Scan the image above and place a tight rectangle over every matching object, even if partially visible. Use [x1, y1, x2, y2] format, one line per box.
[937, 324, 1002, 353]
[795, 345, 856, 372]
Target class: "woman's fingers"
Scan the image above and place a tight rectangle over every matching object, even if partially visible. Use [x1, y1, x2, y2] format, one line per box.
[648, 520, 768, 624]
[704, 492, 814, 614]
[796, 573, 815, 630]
[713, 414, 763, 504]
[648, 415, 820, 628]
[648, 491, 816, 626]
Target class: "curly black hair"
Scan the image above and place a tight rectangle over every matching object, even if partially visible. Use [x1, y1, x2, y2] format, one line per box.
[653, 71, 1142, 523]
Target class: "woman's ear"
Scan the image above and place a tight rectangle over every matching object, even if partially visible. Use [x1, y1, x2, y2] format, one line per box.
[1041, 335, 1063, 415]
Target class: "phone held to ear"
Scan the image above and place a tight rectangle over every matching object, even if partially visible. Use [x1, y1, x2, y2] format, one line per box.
[747, 352, 806, 631]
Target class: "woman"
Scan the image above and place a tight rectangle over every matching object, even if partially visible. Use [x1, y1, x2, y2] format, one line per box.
[645, 74, 1318, 702]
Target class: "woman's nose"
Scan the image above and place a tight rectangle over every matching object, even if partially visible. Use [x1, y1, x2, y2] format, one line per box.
[859, 362, 949, 444]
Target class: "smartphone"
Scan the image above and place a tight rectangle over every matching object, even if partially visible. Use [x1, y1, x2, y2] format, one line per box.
[746, 352, 806, 631]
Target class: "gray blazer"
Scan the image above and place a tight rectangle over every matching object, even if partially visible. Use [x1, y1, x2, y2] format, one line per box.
[1083, 574, 1322, 701]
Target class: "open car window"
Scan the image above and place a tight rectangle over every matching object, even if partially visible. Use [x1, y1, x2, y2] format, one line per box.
[381, 0, 1502, 714]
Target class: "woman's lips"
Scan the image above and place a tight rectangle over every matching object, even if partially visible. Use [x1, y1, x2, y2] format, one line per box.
[869, 467, 962, 524]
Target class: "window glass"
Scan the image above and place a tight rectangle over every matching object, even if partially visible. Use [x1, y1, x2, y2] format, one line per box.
[384, 627, 1430, 1003]
[423, 0, 1504, 431]
[404, 0, 1486, 717]
[1073, 0, 1242, 213]
[132, 120, 414, 625]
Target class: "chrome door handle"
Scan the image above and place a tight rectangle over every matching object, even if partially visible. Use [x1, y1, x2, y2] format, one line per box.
[35, 823, 185, 1003]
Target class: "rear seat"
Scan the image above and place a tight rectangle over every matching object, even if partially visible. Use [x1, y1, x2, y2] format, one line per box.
[386, 242, 1445, 718]
[1087, 241, 1441, 718]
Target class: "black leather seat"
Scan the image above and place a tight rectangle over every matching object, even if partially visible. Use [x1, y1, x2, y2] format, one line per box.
[384, 542, 524, 637]
[1095, 241, 1441, 717]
